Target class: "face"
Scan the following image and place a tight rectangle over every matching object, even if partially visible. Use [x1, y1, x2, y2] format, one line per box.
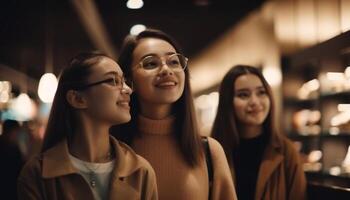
[131, 38, 185, 105]
[233, 74, 270, 127]
[82, 57, 132, 125]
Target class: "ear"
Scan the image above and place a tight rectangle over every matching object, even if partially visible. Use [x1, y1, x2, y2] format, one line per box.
[66, 90, 88, 109]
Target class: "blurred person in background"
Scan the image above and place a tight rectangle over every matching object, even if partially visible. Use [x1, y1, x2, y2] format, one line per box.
[212, 65, 307, 200]
[111, 29, 237, 200]
[0, 119, 24, 200]
[17, 52, 157, 200]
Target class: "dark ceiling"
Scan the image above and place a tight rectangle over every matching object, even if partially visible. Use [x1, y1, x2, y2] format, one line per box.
[0, 0, 266, 81]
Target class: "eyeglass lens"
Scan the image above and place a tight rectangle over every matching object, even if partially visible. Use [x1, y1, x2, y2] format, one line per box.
[141, 54, 187, 70]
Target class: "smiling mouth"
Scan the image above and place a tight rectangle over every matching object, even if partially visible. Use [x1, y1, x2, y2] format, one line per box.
[155, 81, 177, 88]
[117, 101, 130, 108]
[247, 110, 263, 114]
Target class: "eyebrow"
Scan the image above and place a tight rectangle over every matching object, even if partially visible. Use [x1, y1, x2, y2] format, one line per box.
[236, 86, 265, 92]
[140, 52, 177, 60]
[103, 71, 122, 76]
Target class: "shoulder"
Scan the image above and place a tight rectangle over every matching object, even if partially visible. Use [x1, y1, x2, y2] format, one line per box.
[277, 136, 302, 164]
[18, 155, 43, 183]
[207, 137, 225, 154]
[112, 138, 155, 176]
[206, 137, 228, 164]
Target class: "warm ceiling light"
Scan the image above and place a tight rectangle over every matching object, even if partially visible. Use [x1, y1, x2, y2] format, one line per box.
[130, 24, 146, 36]
[194, 0, 210, 6]
[126, 0, 144, 9]
[262, 66, 282, 86]
[10, 93, 36, 121]
[0, 92, 10, 103]
[38, 73, 58, 103]
[0, 81, 11, 93]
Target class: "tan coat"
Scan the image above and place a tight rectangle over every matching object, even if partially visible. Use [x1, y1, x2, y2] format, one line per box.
[232, 135, 307, 200]
[17, 137, 158, 200]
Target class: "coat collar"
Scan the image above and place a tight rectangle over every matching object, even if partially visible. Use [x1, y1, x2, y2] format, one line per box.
[42, 136, 143, 179]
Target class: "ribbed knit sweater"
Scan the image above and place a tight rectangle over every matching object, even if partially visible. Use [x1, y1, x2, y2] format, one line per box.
[132, 115, 237, 200]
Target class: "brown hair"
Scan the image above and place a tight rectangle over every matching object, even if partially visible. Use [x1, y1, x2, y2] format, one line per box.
[111, 29, 203, 167]
[42, 52, 111, 151]
[211, 65, 278, 166]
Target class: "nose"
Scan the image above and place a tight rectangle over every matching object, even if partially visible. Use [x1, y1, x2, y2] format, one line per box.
[121, 82, 132, 95]
[248, 94, 259, 106]
[158, 60, 174, 76]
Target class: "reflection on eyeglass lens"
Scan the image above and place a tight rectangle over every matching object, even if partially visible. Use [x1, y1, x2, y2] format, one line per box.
[140, 54, 187, 70]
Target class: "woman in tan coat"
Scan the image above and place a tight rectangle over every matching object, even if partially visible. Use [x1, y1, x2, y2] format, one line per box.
[111, 29, 237, 200]
[18, 52, 158, 200]
[212, 65, 307, 200]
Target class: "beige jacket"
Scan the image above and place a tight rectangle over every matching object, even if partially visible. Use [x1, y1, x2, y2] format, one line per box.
[18, 137, 158, 200]
[232, 135, 307, 200]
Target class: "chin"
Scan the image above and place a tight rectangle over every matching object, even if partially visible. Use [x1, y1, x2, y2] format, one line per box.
[157, 95, 181, 104]
[112, 115, 131, 125]
[121, 115, 131, 123]
[245, 119, 265, 126]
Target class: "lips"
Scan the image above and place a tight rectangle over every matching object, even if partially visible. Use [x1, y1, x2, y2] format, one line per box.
[117, 100, 130, 108]
[247, 109, 263, 114]
[155, 77, 178, 88]
[157, 81, 176, 87]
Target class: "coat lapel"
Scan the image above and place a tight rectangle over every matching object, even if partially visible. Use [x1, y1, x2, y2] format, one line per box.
[108, 137, 143, 199]
[42, 140, 78, 178]
[255, 142, 283, 200]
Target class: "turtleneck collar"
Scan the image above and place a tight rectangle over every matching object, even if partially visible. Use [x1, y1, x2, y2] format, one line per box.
[137, 115, 175, 135]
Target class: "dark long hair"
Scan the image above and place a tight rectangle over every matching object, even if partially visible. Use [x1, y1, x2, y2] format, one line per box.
[211, 65, 279, 166]
[111, 29, 203, 167]
[41, 52, 110, 152]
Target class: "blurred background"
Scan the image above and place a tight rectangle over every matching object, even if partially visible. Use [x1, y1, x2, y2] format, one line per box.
[1, 0, 350, 198]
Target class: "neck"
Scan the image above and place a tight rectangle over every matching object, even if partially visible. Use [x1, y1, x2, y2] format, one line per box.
[239, 125, 262, 139]
[139, 101, 172, 119]
[69, 118, 112, 163]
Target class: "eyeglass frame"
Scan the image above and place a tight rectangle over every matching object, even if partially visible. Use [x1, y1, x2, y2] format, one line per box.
[74, 75, 133, 91]
[134, 53, 189, 72]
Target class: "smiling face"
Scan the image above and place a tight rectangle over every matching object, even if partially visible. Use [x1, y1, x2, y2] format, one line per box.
[233, 73, 271, 128]
[81, 57, 132, 125]
[131, 38, 185, 106]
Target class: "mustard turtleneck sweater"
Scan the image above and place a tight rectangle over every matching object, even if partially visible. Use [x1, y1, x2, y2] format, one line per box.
[132, 115, 237, 200]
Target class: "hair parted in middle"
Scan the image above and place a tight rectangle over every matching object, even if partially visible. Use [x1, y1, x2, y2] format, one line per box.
[111, 28, 203, 167]
[211, 65, 279, 166]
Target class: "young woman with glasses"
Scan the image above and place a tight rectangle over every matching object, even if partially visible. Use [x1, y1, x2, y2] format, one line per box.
[111, 29, 237, 200]
[211, 65, 307, 200]
[17, 52, 158, 200]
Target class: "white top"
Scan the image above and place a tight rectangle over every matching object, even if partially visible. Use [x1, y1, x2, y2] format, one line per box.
[69, 154, 115, 200]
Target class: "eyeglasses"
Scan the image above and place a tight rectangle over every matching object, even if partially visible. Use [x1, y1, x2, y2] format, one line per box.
[76, 75, 133, 90]
[136, 53, 188, 71]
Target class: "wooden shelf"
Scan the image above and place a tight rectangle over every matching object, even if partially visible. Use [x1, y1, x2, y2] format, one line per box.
[283, 31, 350, 190]
[284, 97, 318, 107]
[288, 132, 350, 140]
[320, 91, 350, 100]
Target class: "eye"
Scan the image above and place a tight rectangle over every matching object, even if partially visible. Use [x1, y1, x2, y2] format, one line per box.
[257, 89, 267, 96]
[142, 57, 160, 69]
[236, 91, 250, 99]
[104, 78, 117, 86]
[167, 56, 181, 67]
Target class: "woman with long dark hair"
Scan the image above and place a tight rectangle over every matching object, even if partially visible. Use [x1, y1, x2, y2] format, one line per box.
[18, 52, 158, 200]
[111, 29, 237, 200]
[212, 65, 306, 200]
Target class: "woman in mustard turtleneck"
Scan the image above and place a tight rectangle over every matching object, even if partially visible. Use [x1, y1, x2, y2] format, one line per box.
[111, 29, 237, 200]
